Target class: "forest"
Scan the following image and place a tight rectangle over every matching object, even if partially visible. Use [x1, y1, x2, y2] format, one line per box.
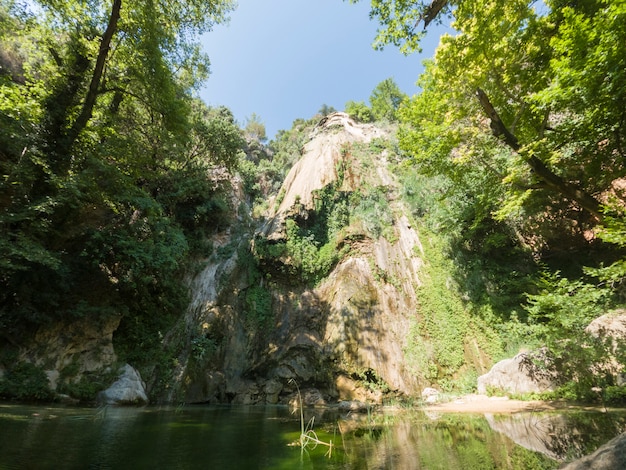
[1, 0, 626, 405]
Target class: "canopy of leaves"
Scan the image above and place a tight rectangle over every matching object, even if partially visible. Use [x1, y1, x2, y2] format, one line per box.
[0, 0, 241, 355]
[369, 77, 407, 121]
[390, 0, 626, 248]
[345, 100, 374, 123]
[362, 0, 626, 398]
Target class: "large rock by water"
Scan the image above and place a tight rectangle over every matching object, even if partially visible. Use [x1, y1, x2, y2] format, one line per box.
[97, 364, 148, 405]
[478, 310, 626, 397]
[477, 349, 556, 395]
[19, 314, 121, 390]
[586, 309, 626, 343]
[164, 113, 431, 404]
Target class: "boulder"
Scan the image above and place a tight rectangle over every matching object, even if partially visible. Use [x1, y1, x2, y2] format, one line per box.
[97, 364, 148, 406]
[421, 387, 440, 404]
[560, 432, 626, 469]
[477, 349, 556, 395]
[585, 310, 626, 385]
[263, 379, 283, 404]
[338, 400, 369, 412]
[586, 309, 626, 343]
[288, 388, 326, 408]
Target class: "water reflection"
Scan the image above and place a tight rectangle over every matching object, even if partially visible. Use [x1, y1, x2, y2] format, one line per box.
[0, 403, 624, 469]
[486, 410, 626, 462]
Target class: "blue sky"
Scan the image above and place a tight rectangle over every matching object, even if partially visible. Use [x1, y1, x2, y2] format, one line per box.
[199, 0, 450, 140]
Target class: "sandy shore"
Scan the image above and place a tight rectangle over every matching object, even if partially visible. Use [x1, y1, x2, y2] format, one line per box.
[421, 394, 568, 414]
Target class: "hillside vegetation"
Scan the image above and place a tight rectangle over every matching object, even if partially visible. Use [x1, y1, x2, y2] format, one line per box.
[1, 0, 626, 404]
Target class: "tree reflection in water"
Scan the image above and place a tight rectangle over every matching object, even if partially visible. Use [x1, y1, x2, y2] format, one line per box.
[337, 409, 626, 469]
[1, 404, 625, 469]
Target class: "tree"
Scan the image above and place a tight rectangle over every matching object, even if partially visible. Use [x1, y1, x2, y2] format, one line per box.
[244, 112, 267, 142]
[318, 104, 337, 117]
[0, 0, 239, 345]
[345, 100, 374, 123]
[361, 0, 626, 232]
[350, 0, 452, 53]
[369, 77, 407, 121]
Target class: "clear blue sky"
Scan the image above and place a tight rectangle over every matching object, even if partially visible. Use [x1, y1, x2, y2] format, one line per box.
[199, 0, 450, 140]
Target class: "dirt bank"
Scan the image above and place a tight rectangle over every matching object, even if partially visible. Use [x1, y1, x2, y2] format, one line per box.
[422, 394, 570, 414]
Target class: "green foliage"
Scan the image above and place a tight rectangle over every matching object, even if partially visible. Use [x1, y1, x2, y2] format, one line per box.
[588, 216, 626, 302]
[0, 361, 53, 401]
[603, 386, 626, 405]
[369, 77, 407, 122]
[244, 285, 273, 328]
[523, 271, 620, 401]
[190, 335, 217, 362]
[244, 112, 267, 142]
[367, 0, 626, 397]
[354, 368, 390, 394]
[526, 272, 610, 338]
[344, 100, 374, 123]
[56, 368, 118, 403]
[395, 159, 536, 357]
[351, 187, 394, 240]
[190, 105, 246, 169]
[284, 218, 344, 285]
[404, 230, 503, 386]
[393, 0, 624, 238]
[0, 0, 243, 367]
[317, 104, 336, 117]
[352, 0, 433, 53]
[240, 116, 316, 211]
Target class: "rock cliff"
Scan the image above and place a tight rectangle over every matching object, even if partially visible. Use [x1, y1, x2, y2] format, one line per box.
[6, 113, 494, 405]
[167, 113, 429, 404]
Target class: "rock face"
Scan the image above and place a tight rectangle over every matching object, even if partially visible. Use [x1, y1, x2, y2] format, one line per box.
[19, 314, 121, 391]
[261, 112, 388, 239]
[166, 113, 431, 404]
[97, 364, 148, 406]
[477, 350, 557, 395]
[560, 432, 626, 470]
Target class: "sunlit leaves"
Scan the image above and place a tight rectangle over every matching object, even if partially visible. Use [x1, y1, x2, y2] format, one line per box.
[0, 0, 241, 340]
[369, 77, 406, 121]
[350, 0, 436, 53]
[387, 0, 626, 246]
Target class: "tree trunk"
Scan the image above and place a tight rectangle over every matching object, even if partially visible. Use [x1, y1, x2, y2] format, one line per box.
[422, 0, 449, 29]
[475, 88, 603, 220]
[67, 0, 122, 148]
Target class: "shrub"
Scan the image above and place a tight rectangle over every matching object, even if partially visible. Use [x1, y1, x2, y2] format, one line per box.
[0, 361, 53, 401]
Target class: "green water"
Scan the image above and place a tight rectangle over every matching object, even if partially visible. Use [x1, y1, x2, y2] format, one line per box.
[0, 403, 624, 469]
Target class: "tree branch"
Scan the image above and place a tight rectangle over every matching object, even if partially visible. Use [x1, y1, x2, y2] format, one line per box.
[475, 87, 603, 220]
[421, 0, 449, 29]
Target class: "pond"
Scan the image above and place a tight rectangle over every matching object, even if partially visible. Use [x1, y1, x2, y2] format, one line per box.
[1, 403, 625, 469]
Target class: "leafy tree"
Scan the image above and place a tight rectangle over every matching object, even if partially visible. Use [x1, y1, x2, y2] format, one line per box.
[318, 103, 337, 117]
[369, 77, 406, 121]
[244, 112, 267, 142]
[362, 0, 626, 229]
[345, 100, 374, 123]
[357, 0, 626, 397]
[0, 0, 240, 354]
